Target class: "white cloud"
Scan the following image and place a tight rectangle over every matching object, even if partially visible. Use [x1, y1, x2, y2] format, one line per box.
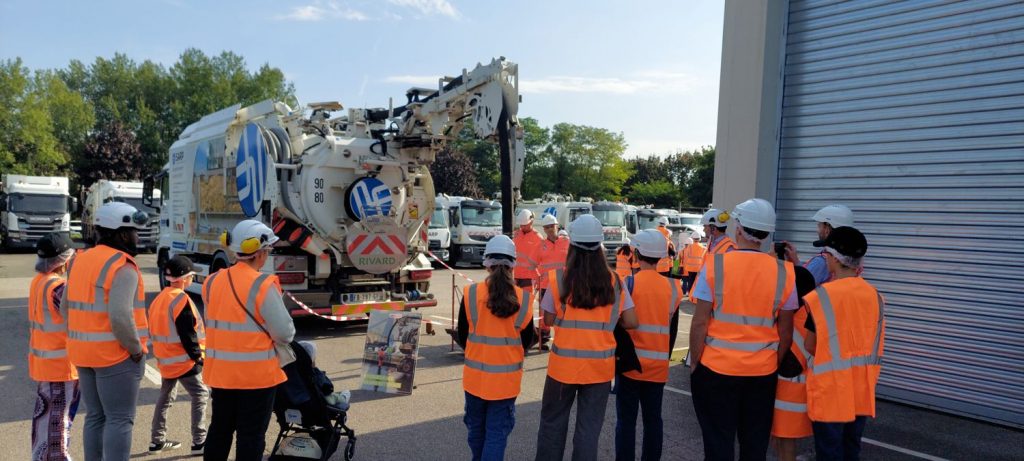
[278, 1, 369, 22]
[386, 0, 459, 18]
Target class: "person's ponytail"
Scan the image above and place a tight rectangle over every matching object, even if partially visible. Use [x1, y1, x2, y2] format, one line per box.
[485, 265, 520, 318]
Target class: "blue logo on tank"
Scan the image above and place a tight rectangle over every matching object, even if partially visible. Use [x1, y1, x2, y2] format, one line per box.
[544, 206, 557, 217]
[348, 177, 393, 220]
[236, 123, 268, 218]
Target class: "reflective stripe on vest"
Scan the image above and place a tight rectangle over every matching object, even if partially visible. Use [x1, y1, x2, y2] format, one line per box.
[465, 358, 522, 373]
[205, 273, 272, 347]
[551, 269, 620, 360]
[550, 344, 615, 359]
[30, 277, 65, 333]
[152, 294, 190, 343]
[704, 253, 785, 349]
[66, 253, 126, 314]
[775, 399, 807, 413]
[206, 348, 276, 361]
[809, 287, 885, 374]
[157, 353, 191, 366]
[31, 347, 68, 359]
[466, 285, 531, 349]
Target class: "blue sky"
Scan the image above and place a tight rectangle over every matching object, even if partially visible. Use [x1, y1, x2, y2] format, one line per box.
[1, 0, 724, 157]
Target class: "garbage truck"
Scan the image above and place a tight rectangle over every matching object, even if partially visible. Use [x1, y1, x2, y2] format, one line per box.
[437, 195, 503, 267]
[144, 57, 524, 318]
[0, 174, 73, 250]
[80, 180, 161, 251]
[426, 204, 451, 264]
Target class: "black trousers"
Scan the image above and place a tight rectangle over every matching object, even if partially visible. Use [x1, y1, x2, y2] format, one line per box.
[690, 365, 776, 461]
[204, 387, 276, 461]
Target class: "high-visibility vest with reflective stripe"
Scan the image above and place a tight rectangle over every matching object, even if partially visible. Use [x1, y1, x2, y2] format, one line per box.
[614, 250, 634, 279]
[772, 306, 813, 438]
[462, 282, 533, 400]
[546, 269, 623, 384]
[623, 271, 681, 383]
[683, 242, 706, 274]
[534, 237, 569, 290]
[805, 278, 885, 423]
[65, 245, 149, 368]
[656, 227, 672, 272]
[149, 287, 206, 379]
[202, 264, 286, 389]
[28, 273, 77, 382]
[702, 251, 795, 376]
[513, 228, 543, 283]
[688, 235, 735, 301]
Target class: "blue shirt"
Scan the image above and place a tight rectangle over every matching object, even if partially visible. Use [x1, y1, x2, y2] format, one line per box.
[804, 253, 831, 286]
[692, 249, 798, 310]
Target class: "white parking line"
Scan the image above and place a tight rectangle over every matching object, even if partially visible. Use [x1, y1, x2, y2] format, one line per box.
[663, 385, 948, 461]
[144, 363, 162, 386]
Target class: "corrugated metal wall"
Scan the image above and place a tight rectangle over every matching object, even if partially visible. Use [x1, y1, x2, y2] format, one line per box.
[774, 0, 1024, 427]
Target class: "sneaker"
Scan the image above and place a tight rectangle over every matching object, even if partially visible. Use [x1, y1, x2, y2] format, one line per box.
[149, 441, 182, 452]
[191, 442, 205, 456]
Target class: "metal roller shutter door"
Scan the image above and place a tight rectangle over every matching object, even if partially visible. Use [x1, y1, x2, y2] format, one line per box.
[775, 0, 1024, 427]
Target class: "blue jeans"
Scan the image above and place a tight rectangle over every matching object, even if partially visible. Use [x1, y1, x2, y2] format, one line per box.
[615, 375, 665, 461]
[464, 392, 516, 461]
[812, 416, 867, 461]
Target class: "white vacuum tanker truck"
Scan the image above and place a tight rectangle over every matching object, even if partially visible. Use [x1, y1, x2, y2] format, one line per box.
[145, 57, 524, 318]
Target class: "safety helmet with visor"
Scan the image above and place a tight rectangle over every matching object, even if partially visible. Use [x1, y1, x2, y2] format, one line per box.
[95, 201, 149, 231]
[221, 220, 279, 259]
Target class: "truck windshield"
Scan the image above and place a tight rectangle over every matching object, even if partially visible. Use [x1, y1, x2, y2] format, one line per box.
[569, 207, 589, 222]
[638, 215, 662, 230]
[429, 208, 448, 228]
[9, 194, 67, 214]
[117, 197, 159, 215]
[461, 206, 502, 226]
[681, 216, 700, 226]
[592, 210, 625, 227]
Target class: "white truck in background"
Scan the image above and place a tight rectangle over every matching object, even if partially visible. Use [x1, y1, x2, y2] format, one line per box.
[145, 57, 524, 318]
[427, 204, 451, 263]
[0, 174, 73, 250]
[438, 195, 503, 266]
[80, 180, 161, 251]
[591, 201, 629, 262]
[519, 194, 592, 231]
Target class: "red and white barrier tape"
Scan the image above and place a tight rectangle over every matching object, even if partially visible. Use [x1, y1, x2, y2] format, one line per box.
[426, 250, 476, 283]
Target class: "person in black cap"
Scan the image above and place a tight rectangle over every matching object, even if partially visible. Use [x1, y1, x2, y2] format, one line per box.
[147, 255, 210, 455]
[28, 232, 80, 460]
[801, 227, 886, 461]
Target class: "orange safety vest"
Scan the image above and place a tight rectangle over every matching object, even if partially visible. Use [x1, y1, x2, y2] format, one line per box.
[772, 306, 813, 438]
[614, 249, 635, 280]
[683, 242, 706, 274]
[149, 287, 206, 379]
[65, 245, 149, 368]
[623, 271, 681, 383]
[689, 235, 736, 301]
[656, 227, 672, 272]
[513, 228, 544, 284]
[805, 278, 885, 423]
[546, 269, 624, 384]
[462, 283, 533, 400]
[202, 264, 286, 389]
[534, 237, 569, 290]
[28, 273, 77, 382]
[701, 252, 795, 376]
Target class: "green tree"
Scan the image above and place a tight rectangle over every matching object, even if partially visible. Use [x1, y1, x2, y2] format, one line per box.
[625, 180, 681, 208]
[430, 148, 483, 197]
[520, 117, 551, 199]
[684, 146, 715, 208]
[0, 59, 82, 175]
[543, 123, 632, 199]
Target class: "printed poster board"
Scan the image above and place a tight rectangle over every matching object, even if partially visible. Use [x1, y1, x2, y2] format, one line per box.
[360, 310, 422, 395]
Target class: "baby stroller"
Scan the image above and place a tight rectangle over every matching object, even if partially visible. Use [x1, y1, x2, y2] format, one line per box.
[269, 342, 357, 460]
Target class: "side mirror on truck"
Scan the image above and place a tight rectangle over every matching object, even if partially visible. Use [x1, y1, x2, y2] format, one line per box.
[69, 196, 78, 214]
[142, 174, 161, 213]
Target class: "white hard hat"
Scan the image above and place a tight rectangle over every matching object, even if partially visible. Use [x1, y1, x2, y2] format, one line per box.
[812, 204, 854, 228]
[700, 209, 730, 227]
[631, 229, 668, 258]
[558, 229, 568, 237]
[538, 214, 558, 227]
[683, 236, 694, 245]
[690, 230, 704, 241]
[515, 209, 534, 226]
[732, 198, 776, 233]
[95, 201, 149, 230]
[568, 214, 603, 246]
[484, 234, 516, 259]
[657, 216, 669, 226]
[222, 219, 279, 256]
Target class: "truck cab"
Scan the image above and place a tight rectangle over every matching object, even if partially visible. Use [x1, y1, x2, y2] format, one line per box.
[427, 205, 451, 263]
[0, 175, 73, 250]
[81, 180, 161, 251]
[446, 198, 502, 266]
[591, 201, 628, 262]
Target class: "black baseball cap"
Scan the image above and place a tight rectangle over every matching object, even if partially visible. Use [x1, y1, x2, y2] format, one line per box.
[36, 232, 73, 258]
[164, 255, 195, 279]
[812, 226, 867, 258]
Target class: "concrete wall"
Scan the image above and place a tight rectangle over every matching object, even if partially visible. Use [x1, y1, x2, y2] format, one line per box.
[712, 0, 788, 212]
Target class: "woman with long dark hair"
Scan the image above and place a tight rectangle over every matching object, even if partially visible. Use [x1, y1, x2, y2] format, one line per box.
[456, 235, 536, 461]
[535, 215, 639, 461]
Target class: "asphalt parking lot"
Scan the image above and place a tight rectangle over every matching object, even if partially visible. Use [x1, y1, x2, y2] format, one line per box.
[0, 252, 1020, 460]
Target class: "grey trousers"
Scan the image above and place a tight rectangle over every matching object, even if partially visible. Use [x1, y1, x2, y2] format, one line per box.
[151, 372, 210, 445]
[535, 375, 612, 461]
[77, 358, 143, 461]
